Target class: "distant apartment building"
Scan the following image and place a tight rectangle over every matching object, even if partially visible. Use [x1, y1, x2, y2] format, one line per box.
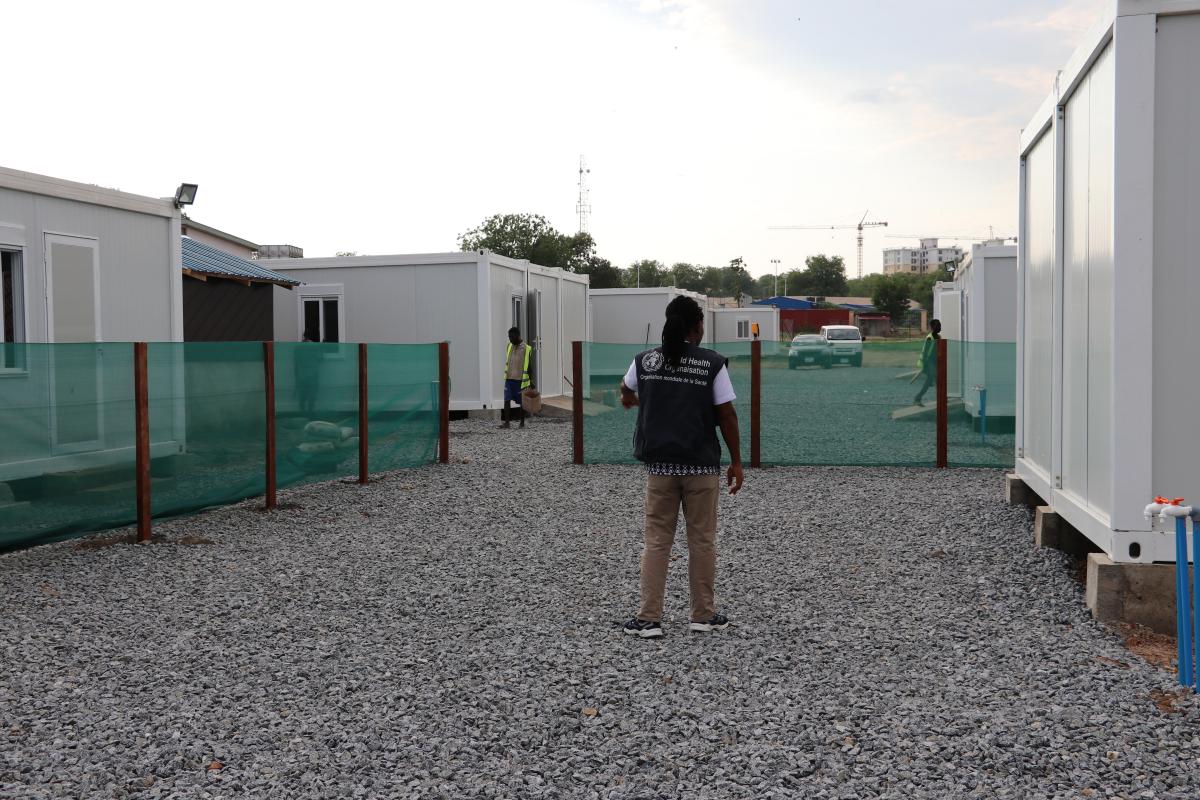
[882, 238, 963, 275]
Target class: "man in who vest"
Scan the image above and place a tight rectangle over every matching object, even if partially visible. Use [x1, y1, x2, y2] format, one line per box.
[620, 296, 744, 639]
[502, 327, 532, 429]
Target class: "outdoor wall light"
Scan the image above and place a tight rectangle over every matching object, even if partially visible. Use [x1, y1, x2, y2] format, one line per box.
[174, 183, 199, 207]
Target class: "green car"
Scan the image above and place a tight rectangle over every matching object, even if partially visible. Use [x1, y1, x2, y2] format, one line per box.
[787, 334, 827, 369]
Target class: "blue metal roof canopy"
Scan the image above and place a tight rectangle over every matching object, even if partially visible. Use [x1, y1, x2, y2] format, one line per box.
[182, 236, 300, 287]
[753, 296, 814, 310]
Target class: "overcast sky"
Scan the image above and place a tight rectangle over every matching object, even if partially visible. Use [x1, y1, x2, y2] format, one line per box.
[5, 0, 1104, 277]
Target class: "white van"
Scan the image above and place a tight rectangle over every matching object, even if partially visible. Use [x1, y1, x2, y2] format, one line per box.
[818, 325, 863, 367]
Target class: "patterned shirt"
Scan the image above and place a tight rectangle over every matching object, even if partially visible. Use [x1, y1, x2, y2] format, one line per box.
[646, 462, 721, 476]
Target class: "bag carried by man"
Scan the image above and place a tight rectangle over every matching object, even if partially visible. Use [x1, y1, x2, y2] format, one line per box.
[520, 387, 543, 414]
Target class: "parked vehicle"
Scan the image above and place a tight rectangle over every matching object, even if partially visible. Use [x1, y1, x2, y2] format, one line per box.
[787, 334, 827, 369]
[819, 325, 863, 367]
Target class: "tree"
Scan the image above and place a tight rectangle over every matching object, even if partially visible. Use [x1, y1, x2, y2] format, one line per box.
[782, 268, 809, 297]
[530, 231, 595, 273]
[670, 262, 706, 293]
[623, 259, 667, 288]
[578, 255, 623, 289]
[458, 213, 558, 261]
[909, 269, 950, 317]
[801, 254, 848, 297]
[846, 272, 886, 299]
[722, 257, 755, 298]
[872, 274, 911, 323]
[698, 267, 725, 295]
[457, 213, 597, 273]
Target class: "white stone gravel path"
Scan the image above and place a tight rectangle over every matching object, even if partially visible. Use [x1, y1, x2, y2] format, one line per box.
[2, 417, 1198, 799]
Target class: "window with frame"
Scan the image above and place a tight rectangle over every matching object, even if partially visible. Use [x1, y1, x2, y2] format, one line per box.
[736, 319, 750, 339]
[301, 296, 340, 342]
[1, 249, 25, 370]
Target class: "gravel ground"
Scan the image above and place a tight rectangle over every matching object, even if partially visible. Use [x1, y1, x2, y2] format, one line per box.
[2, 417, 1198, 799]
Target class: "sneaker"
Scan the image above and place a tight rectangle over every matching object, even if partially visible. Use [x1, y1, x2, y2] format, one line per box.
[689, 613, 731, 633]
[623, 618, 663, 638]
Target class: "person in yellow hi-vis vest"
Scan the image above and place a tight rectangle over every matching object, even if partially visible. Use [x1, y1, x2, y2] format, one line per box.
[502, 326, 533, 429]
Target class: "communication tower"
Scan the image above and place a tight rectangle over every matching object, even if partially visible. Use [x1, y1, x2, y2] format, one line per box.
[576, 156, 592, 234]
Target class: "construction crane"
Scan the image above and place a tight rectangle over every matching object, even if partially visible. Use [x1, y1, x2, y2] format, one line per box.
[768, 211, 888, 279]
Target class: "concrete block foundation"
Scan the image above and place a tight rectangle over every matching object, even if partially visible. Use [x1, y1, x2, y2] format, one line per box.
[1005, 473, 1044, 508]
[1085, 553, 1182, 635]
[1034, 507, 1096, 558]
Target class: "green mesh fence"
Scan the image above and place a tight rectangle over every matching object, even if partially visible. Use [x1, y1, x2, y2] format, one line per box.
[0, 342, 441, 553]
[580, 338, 1015, 469]
[0, 344, 137, 551]
[147, 342, 266, 519]
[274, 343, 363, 488]
[761, 340, 937, 466]
[945, 340, 1016, 468]
[581, 341, 752, 466]
[365, 344, 440, 473]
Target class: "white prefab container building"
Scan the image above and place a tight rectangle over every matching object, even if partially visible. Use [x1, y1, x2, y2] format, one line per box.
[262, 251, 588, 411]
[707, 306, 780, 345]
[932, 243, 1017, 418]
[1017, 1, 1200, 564]
[0, 166, 184, 345]
[0, 166, 185, 483]
[588, 288, 709, 346]
[589, 287, 780, 347]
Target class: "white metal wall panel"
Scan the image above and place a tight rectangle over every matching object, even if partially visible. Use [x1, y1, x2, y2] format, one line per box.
[589, 291, 671, 345]
[1086, 45, 1115, 517]
[940, 291, 963, 398]
[1152, 13, 1200, 502]
[561, 280, 587, 397]
[983, 257, 1018, 342]
[1062, 62, 1092, 502]
[1022, 132, 1056, 475]
[1061, 44, 1115, 513]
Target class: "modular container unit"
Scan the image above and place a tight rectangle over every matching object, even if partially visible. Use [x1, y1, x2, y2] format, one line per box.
[587, 288, 709, 381]
[1017, 1, 1200, 563]
[589, 287, 780, 347]
[933, 243, 1017, 418]
[264, 251, 588, 411]
[708, 306, 780, 344]
[588, 288, 710, 346]
[0, 165, 185, 483]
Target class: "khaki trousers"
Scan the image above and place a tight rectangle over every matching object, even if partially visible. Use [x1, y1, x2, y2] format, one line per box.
[638, 473, 720, 623]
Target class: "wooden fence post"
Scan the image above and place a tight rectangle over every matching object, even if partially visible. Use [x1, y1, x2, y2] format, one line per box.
[134, 342, 151, 542]
[263, 341, 277, 510]
[439, 341, 450, 464]
[936, 338, 948, 469]
[358, 343, 369, 484]
[751, 339, 761, 469]
[572, 341, 583, 465]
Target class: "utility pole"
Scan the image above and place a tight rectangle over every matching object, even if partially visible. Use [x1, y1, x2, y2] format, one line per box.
[770, 259, 780, 297]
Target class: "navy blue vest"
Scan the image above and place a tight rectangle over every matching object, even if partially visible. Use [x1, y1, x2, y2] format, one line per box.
[632, 344, 727, 467]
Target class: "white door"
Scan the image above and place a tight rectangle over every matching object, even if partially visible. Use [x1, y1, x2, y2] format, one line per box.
[44, 234, 103, 453]
[527, 289, 543, 388]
